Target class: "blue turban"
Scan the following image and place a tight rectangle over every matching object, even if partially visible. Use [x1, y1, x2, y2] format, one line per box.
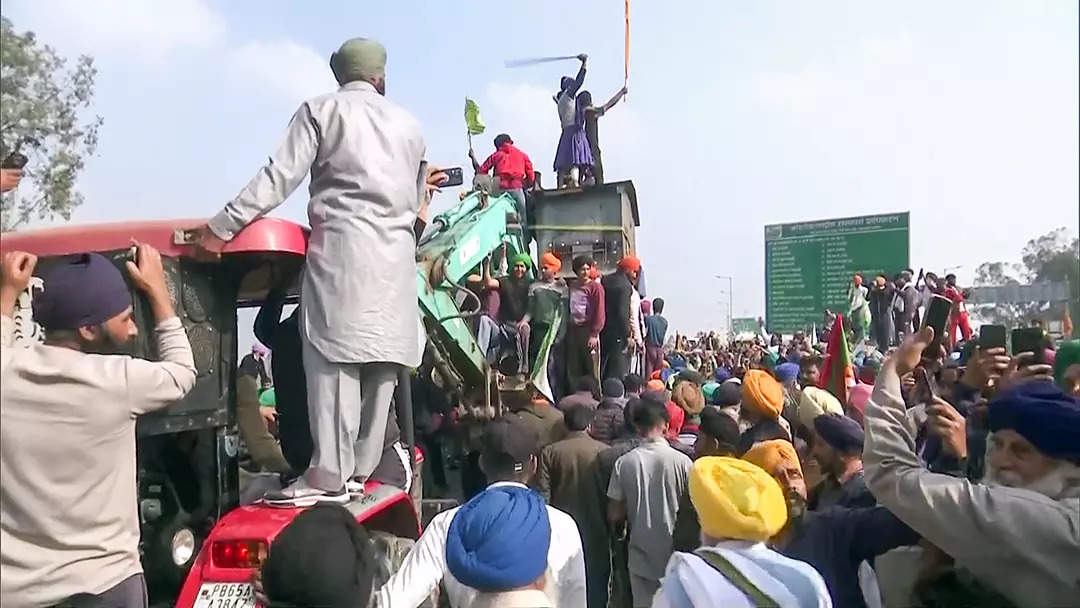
[33, 253, 132, 331]
[814, 414, 865, 452]
[714, 367, 731, 383]
[446, 486, 551, 591]
[774, 362, 800, 385]
[988, 381, 1080, 464]
[669, 354, 687, 372]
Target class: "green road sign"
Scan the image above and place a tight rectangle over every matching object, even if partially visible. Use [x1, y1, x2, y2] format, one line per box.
[731, 317, 760, 335]
[765, 212, 909, 334]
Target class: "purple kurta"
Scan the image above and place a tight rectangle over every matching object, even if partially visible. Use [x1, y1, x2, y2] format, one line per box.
[554, 98, 595, 172]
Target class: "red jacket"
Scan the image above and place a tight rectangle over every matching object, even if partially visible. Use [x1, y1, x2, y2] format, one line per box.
[943, 285, 968, 313]
[478, 143, 535, 190]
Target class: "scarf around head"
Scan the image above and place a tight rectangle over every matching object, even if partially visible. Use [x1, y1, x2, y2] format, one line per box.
[813, 414, 864, 452]
[33, 253, 132, 330]
[510, 253, 533, 269]
[742, 439, 801, 481]
[988, 380, 1080, 465]
[617, 256, 641, 273]
[446, 486, 551, 591]
[742, 370, 784, 418]
[798, 386, 844, 430]
[540, 251, 562, 273]
[690, 457, 787, 542]
[673, 380, 706, 415]
[330, 38, 386, 86]
[774, 363, 800, 385]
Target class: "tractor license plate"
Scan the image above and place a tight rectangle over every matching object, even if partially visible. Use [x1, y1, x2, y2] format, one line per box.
[193, 582, 256, 608]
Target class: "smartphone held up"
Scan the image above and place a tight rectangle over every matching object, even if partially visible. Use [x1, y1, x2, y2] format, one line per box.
[1011, 327, 1046, 365]
[920, 294, 953, 362]
[978, 324, 1007, 351]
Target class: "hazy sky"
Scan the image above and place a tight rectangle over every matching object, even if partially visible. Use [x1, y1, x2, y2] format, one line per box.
[4, 0, 1078, 333]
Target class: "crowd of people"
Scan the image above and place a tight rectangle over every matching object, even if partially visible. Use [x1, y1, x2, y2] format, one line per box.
[249, 316, 1080, 607]
[848, 269, 973, 351]
[3, 33, 1079, 608]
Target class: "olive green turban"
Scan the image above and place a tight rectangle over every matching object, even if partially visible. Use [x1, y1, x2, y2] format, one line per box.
[330, 38, 386, 86]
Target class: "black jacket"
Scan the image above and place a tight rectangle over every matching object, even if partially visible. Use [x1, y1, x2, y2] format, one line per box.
[601, 272, 634, 344]
[782, 507, 920, 608]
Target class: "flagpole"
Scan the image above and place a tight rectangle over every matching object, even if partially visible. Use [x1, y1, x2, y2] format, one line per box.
[624, 0, 631, 99]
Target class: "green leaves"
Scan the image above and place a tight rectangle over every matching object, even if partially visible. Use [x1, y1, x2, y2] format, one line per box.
[1, 17, 102, 231]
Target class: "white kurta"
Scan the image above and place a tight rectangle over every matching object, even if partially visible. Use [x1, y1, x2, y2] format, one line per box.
[210, 80, 428, 366]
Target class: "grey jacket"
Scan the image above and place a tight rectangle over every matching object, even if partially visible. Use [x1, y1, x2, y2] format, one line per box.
[864, 365, 1080, 607]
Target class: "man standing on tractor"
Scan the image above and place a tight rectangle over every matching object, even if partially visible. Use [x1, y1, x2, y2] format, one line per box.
[196, 37, 447, 506]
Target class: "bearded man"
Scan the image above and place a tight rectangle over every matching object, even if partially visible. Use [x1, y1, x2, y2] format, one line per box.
[1, 247, 197, 607]
[865, 327, 1080, 607]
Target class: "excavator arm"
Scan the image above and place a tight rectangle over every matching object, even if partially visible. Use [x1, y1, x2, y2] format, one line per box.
[414, 190, 527, 399]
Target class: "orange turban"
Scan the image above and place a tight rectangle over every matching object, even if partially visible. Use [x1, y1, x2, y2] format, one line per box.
[741, 370, 784, 418]
[742, 439, 802, 479]
[617, 256, 641, 273]
[646, 379, 666, 392]
[540, 251, 561, 272]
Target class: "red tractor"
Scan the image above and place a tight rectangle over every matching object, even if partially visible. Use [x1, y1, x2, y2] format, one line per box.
[2, 219, 424, 606]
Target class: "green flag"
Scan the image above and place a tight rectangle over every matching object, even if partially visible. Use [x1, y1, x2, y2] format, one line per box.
[464, 98, 485, 135]
[530, 311, 562, 403]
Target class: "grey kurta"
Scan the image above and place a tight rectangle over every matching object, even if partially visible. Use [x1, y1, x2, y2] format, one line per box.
[209, 80, 427, 367]
[864, 366, 1080, 607]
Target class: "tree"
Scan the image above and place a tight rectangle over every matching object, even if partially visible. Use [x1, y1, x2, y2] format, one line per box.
[0, 17, 102, 231]
[973, 227, 1080, 331]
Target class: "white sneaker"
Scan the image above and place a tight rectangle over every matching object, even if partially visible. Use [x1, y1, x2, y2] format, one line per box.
[346, 478, 367, 495]
[263, 478, 348, 508]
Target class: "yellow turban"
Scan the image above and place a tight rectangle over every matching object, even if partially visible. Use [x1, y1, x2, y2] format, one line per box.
[798, 386, 844, 430]
[689, 457, 788, 542]
[742, 439, 802, 479]
[741, 370, 784, 418]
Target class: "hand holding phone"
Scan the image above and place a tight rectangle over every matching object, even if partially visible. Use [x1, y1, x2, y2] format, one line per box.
[926, 398, 968, 459]
[921, 295, 953, 361]
[961, 346, 1010, 392]
[979, 325, 1007, 351]
[440, 167, 464, 188]
[1010, 328, 1046, 365]
[910, 366, 938, 405]
[1, 152, 29, 170]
